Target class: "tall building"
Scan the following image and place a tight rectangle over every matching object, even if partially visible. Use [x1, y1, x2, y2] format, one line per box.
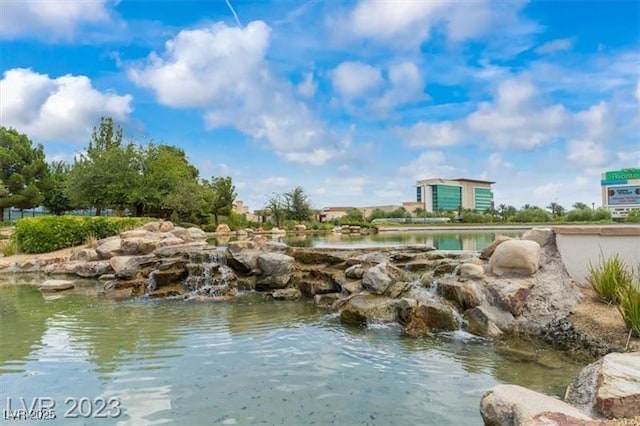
[416, 178, 494, 213]
[601, 168, 640, 219]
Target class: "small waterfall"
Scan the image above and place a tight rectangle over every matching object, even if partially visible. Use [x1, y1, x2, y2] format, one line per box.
[183, 249, 236, 297]
[147, 271, 157, 294]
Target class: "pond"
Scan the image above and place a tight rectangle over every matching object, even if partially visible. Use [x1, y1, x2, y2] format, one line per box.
[1, 281, 584, 425]
[211, 229, 527, 250]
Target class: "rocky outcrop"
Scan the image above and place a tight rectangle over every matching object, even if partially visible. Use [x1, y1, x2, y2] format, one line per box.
[339, 294, 400, 324]
[38, 279, 74, 292]
[362, 262, 405, 294]
[565, 352, 640, 419]
[480, 384, 593, 426]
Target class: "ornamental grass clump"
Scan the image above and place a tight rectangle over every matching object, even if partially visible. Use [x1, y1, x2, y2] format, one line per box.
[587, 253, 633, 304]
[617, 282, 640, 337]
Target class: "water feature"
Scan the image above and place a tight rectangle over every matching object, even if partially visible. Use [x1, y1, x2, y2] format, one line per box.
[0, 281, 585, 425]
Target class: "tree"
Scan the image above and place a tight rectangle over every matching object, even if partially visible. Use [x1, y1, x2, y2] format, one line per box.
[0, 127, 49, 221]
[42, 161, 72, 215]
[134, 144, 202, 218]
[204, 176, 236, 226]
[284, 186, 312, 221]
[546, 202, 565, 218]
[572, 202, 589, 210]
[341, 208, 365, 224]
[66, 117, 140, 216]
[265, 193, 287, 227]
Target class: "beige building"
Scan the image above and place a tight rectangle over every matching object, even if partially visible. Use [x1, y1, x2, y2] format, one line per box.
[319, 207, 355, 222]
[416, 178, 494, 213]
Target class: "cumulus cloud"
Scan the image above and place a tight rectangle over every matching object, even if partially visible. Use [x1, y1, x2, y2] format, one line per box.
[297, 72, 317, 98]
[0, 0, 117, 42]
[399, 121, 464, 148]
[535, 38, 573, 55]
[0, 68, 132, 142]
[566, 102, 614, 167]
[330, 61, 383, 99]
[398, 151, 463, 180]
[374, 62, 426, 109]
[129, 21, 344, 165]
[466, 78, 568, 149]
[339, 0, 536, 49]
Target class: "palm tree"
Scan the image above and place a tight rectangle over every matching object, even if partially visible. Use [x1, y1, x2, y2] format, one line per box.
[547, 202, 565, 218]
[572, 202, 589, 210]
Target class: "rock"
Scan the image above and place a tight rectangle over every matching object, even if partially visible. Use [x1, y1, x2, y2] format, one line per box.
[480, 235, 513, 260]
[158, 221, 174, 232]
[314, 293, 342, 307]
[490, 240, 541, 276]
[109, 255, 157, 277]
[385, 281, 412, 298]
[340, 280, 363, 294]
[345, 264, 365, 279]
[339, 295, 400, 324]
[96, 238, 122, 259]
[400, 299, 458, 336]
[459, 262, 485, 280]
[149, 268, 188, 287]
[362, 262, 405, 295]
[480, 384, 593, 426]
[487, 279, 534, 316]
[296, 276, 340, 296]
[73, 260, 113, 278]
[438, 279, 484, 310]
[272, 287, 302, 300]
[433, 259, 460, 276]
[121, 237, 148, 255]
[120, 229, 149, 239]
[294, 224, 307, 232]
[227, 250, 260, 274]
[255, 253, 295, 290]
[291, 249, 346, 265]
[184, 227, 206, 242]
[522, 228, 555, 248]
[69, 248, 100, 262]
[565, 352, 640, 419]
[463, 307, 503, 337]
[346, 252, 389, 266]
[142, 221, 162, 232]
[262, 242, 289, 253]
[270, 227, 286, 234]
[539, 318, 609, 359]
[216, 224, 232, 234]
[38, 279, 74, 292]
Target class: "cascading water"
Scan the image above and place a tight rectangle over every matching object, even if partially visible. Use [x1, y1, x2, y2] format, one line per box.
[183, 249, 237, 298]
[146, 271, 157, 294]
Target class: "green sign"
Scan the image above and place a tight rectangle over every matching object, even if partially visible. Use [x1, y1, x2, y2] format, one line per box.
[605, 169, 640, 181]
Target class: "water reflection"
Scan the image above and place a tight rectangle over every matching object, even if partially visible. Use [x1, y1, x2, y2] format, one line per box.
[0, 283, 583, 425]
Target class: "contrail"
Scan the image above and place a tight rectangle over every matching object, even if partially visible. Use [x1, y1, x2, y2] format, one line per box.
[224, 0, 242, 27]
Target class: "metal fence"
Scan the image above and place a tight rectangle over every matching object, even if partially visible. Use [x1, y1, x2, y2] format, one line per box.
[2, 208, 117, 222]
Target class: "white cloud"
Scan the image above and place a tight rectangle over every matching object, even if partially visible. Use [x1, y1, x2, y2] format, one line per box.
[566, 102, 614, 167]
[0, 0, 117, 42]
[129, 21, 344, 165]
[399, 121, 464, 148]
[297, 72, 317, 98]
[330, 61, 383, 99]
[399, 151, 463, 180]
[535, 38, 573, 55]
[466, 78, 568, 149]
[374, 62, 426, 109]
[0, 68, 132, 143]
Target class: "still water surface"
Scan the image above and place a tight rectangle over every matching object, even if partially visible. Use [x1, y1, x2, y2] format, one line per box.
[1, 282, 583, 425]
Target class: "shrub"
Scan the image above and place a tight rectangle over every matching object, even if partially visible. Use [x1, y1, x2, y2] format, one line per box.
[14, 216, 147, 254]
[617, 283, 640, 337]
[566, 208, 593, 222]
[2, 238, 17, 256]
[587, 253, 633, 303]
[625, 209, 640, 223]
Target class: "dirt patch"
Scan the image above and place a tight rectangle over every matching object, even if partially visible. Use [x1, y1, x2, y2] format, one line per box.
[571, 287, 640, 352]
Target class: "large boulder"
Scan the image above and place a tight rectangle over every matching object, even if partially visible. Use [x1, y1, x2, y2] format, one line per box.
[362, 262, 405, 295]
[227, 250, 260, 274]
[70, 248, 100, 262]
[216, 224, 232, 234]
[345, 264, 365, 279]
[339, 294, 401, 324]
[38, 279, 74, 292]
[487, 279, 534, 317]
[109, 255, 157, 277]
[480, 384, 593, 426]
[463, 306, 503, 338]
[73, 260, 113, 278]
[490, 240, 541, 276]
[399, 299, 458, 336]
[564, 352, 640, 419]
[522, 228, 555, 248]
[255, 253, 295, 290]
[96, 237, 122, 259]
[480, 235, 512, 260]
[459, 262, 485, 280]
[271, 287, 302, 300]
[438, 278, 485, 310]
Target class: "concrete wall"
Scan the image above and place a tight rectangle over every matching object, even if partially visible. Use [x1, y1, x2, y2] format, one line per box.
[554, 226, 640, 284]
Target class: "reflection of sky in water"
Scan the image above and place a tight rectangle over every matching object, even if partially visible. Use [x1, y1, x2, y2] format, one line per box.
[0, 286, 583, 425]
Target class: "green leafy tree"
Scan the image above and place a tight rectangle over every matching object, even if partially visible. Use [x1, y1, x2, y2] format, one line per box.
[572, 202, 589, 210]
[133, 144, 202, 218]
[42, 161, 72, 215]
[546, 202, 565, 218]
[367, 208, 388, 222]
[0, 179, 8, 198]
[265, 193, 287, 227]
[204, 176, 236, 226]
[341, 208, 365, 224]
[0, 127, 49, 221]
[66, 117, 140, 216]
[284, 186, 312, 221]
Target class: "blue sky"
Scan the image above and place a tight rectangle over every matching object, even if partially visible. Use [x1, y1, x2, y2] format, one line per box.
[1, 0, 638, 212]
